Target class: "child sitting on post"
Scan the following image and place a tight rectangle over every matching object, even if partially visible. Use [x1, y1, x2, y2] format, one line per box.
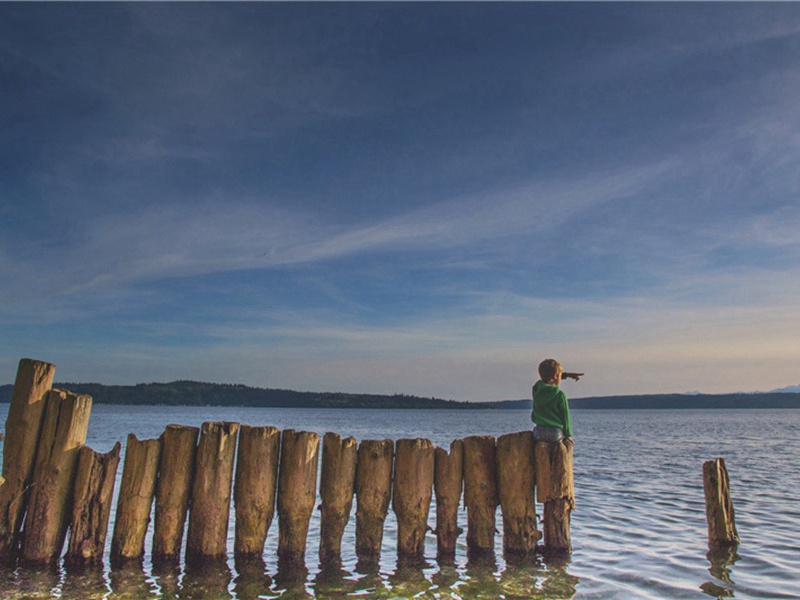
[532, 358, 582, 443]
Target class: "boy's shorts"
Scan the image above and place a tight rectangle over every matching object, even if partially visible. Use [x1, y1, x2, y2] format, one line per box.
[533, 425, 564, 443]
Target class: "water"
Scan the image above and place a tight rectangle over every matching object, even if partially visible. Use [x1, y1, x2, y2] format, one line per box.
[1, 405, 798, 599]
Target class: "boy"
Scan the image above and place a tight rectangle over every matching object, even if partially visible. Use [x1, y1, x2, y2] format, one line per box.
[531, 358, 583, 442]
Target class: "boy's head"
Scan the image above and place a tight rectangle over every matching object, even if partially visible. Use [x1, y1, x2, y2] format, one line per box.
[538, 358, 562, 384]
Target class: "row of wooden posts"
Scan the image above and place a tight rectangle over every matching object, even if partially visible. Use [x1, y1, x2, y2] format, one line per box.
[0, 359, 575, 570]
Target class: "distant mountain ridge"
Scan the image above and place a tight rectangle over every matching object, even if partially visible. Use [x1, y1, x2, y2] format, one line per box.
[1, 381, 800, 409]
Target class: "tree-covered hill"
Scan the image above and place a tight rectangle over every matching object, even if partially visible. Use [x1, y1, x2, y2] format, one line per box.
[0, 381, 481, 409]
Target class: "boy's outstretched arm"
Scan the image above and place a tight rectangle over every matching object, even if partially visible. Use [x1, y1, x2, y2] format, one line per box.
[562, 372, 584, 381]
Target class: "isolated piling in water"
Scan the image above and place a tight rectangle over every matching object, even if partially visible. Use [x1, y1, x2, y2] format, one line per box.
[319, 432, 357, 566]
[153, 424, 199, 563]
[535, 438, 574, 554]
[65, 442, 121, 569]
[392, 438, 435, 563]
[111, 434, 162, 567]
[703, 457, 739, 551]
[21, 389, 92, 566]
[0, 358, 56, 562]
[434, 439, 463, 561]
[234, 425, 280, 560]
[463, 435, 498, 560]
[186, 421, 239, 564]
[354, 439, 394, 560]
[277, 429, 320, 564]
[496, 431, 538, 556]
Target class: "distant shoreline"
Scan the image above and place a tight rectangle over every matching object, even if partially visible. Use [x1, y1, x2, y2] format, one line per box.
[2, 381, 800, 410]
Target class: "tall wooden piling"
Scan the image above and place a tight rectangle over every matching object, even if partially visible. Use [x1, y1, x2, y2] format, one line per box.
[703, 457, 739, 551]
[463, 435, 498, 560]
[392, 438, 434, 563]
[434, 440, 463, 562]
[319, 432, 357, 566]
[111, 434, 162, 567]
[0, 358, 56, 562]
[535, 438, 574, 554]
[21, 389, 92, 566]
[354, 439, 394, 560]
[234, 425, 280, 560]
[65, 442, 121, 569]
[277, 429, 320, 565]
[153, 424, 199, 564]
[186, 422, 239, 564]
[496, 431, 538, 556]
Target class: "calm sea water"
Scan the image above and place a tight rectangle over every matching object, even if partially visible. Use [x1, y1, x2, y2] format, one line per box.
[0, 405, 798, 599]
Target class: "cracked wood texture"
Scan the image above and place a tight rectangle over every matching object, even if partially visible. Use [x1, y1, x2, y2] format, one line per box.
[319, 432, 357, 566]
[277, 429, 320, 565]
[535, 438, 574, 554]
[354, 439, 394, 561]
[434, 439, 463, 562]
[65, 442, 121, 569]
[0, 358, 56, 563]
[463, 435, 498, 560]
[234, 425, 280, 560]
[186, 421, 239, 564]
[111, 434, 162, 567]
[703, 457, 739, 551]
[21, 389, 92, 566]
[392, 438, 434, 563]
[153, 424, 199, 564]
[497, 431, 538, 556]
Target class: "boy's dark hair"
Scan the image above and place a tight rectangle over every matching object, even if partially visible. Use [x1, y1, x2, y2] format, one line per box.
[538, 358, 562, 383]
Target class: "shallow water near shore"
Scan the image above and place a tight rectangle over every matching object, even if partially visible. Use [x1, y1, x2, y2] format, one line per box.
[0, 405, 798, 599]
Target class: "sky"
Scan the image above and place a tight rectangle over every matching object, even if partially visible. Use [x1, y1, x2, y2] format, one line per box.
[1, 3, 800, 401]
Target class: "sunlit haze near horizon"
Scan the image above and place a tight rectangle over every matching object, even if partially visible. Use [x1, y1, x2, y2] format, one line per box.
[2, 3, 800, 401]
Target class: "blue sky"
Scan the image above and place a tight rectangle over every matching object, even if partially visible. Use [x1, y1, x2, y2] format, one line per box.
[2, 3, 799, 401]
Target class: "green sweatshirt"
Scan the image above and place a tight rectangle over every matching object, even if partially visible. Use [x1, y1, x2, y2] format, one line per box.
[531, 380, 572, 437]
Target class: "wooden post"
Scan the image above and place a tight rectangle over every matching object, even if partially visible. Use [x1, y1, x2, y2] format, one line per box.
[111, 434, 162, 567]
[186, 421, 239, 565]
[319, 432, 357, 566]
[354, 439, 394, 561]
[434, 439, 463, 562]
[703, 457, 739, 551]
[463, 435, 498, 560]
[392, 438, 434, 563]
[21, 389, 92, 566]
[276, 429, 320, 565]
[0, 358, 56, 562]
[234, 425, 280, 561]
[153, 424, 199, 564]
[496, 431, 538, 556]
[65, 442, 121, 569]
[535, 438, 574, 554]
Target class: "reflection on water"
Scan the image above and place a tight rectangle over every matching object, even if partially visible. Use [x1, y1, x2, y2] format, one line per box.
[701, 546, 739, 599]
[0, 553, 582, 599]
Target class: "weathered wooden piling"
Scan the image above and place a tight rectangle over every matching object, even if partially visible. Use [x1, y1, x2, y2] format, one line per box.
[319, 432, 357, 566]
[153, 424, 199, 563]
[234, 425, 280, 560]
[462, 435, 498, 560]
[277, 429, 320, 565]
[111, 434, 162, 567]
[354, 439, 394, 560]
[535, 437, 574, 554]
[433, 439, 463, 561]
[703, 457, 739, 551]
[496, 431, 538, 556]
[0, 358, 56, 562]
[65, 442, 121, 569]
[21, 389, 92, 566]
[186, 422, 239, 564]
[392, 438, 435, 563]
